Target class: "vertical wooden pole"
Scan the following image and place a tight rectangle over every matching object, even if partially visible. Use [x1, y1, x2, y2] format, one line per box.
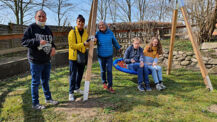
[180, 1, 213, 91]
[83, 0, 98, 101]
[87, 1, 94, 35]
[167, 8, 178, 75]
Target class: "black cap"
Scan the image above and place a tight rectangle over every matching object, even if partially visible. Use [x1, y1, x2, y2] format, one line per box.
[77, 14, 85, 23]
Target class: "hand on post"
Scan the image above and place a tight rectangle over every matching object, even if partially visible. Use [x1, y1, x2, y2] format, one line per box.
[84, 41, 89, 46]
[94, 38, 97, 43]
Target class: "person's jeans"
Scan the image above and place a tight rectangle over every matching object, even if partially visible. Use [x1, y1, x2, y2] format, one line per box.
[143, 64, 150, 85]
[127, 63, 150, 85]
[147, 65, 162, 84]
[127, 63, 143, 85]
[69, 60, 85, 94]
[30, 62, 52, 106]
[98, 56, 113, 88]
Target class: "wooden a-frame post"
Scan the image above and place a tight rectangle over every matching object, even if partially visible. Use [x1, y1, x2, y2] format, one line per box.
[167, 0, 178, 75]
[83, 0, 98, 101]
[167, 0, 213, 91]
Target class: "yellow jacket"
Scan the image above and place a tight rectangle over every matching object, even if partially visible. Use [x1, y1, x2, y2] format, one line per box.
[68, 26, 88, 60]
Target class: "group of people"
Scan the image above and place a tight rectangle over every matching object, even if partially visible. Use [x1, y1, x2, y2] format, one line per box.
[123, 37, 166, 92]
[21, 10, 166, 110]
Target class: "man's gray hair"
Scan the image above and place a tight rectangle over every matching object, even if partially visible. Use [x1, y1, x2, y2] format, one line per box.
[35, 9, 47, 16]
[98, 20, 108, 29]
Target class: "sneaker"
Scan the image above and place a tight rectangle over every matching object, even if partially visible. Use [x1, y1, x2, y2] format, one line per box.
[74, 89, 84, 94]
[137, 85, 145, 91]
[156, 83, 163, 91]
[69, 94, 74, 101]
[160, 82, 166, 89]
[145, 84, 152, 91]
[103, 83, 108, 90]
[45, 99, 58, 105]
[108, 87, 115, 93]
[32, 104, 45, 110]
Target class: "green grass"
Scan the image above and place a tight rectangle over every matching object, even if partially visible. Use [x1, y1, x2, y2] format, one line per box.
[0, 62, 217, 121]
[161, 39, 193, 52]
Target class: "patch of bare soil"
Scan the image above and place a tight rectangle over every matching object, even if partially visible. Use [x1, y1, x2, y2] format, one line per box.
[207, 104, 217, 114]
[54, 96, 113, 122]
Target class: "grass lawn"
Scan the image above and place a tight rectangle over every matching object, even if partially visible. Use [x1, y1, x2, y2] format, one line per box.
[0, 62, 217, 122]
[161, 39, 193, 52]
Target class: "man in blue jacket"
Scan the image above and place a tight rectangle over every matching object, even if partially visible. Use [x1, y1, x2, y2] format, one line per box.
[22, 10, 58, 110]
[96, 21, 121, 93]
[123, 37, 151, 92]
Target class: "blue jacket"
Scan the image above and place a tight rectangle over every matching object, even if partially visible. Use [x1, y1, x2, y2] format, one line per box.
[96, 29, 120, 57]
[123, 45, 144, 64]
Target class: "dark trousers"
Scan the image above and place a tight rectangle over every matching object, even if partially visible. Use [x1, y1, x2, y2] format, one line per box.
[98, 56, 113, 88]
[29, 62, 52, 106]
[69, 60, 85, 94]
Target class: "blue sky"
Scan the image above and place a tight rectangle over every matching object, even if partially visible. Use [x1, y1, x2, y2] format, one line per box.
[0, 0, 93, 26]
[0, 0, 176, 26]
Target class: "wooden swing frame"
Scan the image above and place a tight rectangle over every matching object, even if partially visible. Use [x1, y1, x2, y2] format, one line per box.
[167, 0, 213, 91]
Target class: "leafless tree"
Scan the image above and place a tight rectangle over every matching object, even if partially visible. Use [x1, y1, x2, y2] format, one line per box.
[134, 0, 147, 21]
[0, 0, 34, 25]
[186, 0, 217, 43]
[108, 0, 118, 23]
[98, 0, 111, 21]
[45, 0, 74, 26]
[116, 0, 133, 22]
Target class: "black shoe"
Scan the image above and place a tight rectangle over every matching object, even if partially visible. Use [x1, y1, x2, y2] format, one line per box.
[137, 85, 145, 91]
[145, 84, 152, 91]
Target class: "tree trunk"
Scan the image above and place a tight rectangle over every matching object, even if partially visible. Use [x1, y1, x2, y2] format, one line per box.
[127, 0, 131, 22]
[14, 0, 20, 24]
[20, 0, 23, 25]
[198, 0, 217, 43]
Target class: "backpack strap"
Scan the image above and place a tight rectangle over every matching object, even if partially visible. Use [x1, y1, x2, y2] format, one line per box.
[73, 29, 78, 44]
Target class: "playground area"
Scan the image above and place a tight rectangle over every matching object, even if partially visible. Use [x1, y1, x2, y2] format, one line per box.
[0, 0, 217, 121]
[0, 62, 217, 121]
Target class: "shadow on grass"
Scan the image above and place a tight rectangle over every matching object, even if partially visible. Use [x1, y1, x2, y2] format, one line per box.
[0, 76, 27, 116]
[1, 66, 216, 121]
[21, 86, 45, 122]
[55, 70, 216, 114]
[0, 73, 45, 121]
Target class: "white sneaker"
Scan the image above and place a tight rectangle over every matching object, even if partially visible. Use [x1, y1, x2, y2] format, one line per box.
[74, 89, 84, 94]
[160, 82, 166, 89]
[69, 94, 74, 101]
[45, 99, 58, 105]
[156, 84, 163, 91]
[32, 104, 45, 110]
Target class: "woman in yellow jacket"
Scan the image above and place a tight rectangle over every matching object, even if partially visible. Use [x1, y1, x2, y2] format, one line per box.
[68, 15, 89, 101]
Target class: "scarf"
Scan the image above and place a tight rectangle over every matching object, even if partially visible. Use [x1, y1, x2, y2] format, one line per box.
[152, 47, 158, 57]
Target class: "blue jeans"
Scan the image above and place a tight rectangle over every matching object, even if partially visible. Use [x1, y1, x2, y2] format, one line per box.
[69, 60, 85, 94]
[127, 63, 150, 85]
[30, 62, 52, 106]
[147, 65, 163, 84]
[98, 56, 113, 88]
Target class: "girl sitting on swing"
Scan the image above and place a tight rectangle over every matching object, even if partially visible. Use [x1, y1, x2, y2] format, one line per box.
[143, 37, 166, 91]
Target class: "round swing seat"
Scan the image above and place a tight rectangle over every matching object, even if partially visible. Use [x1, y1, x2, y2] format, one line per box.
[113, 58, 137, 75]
